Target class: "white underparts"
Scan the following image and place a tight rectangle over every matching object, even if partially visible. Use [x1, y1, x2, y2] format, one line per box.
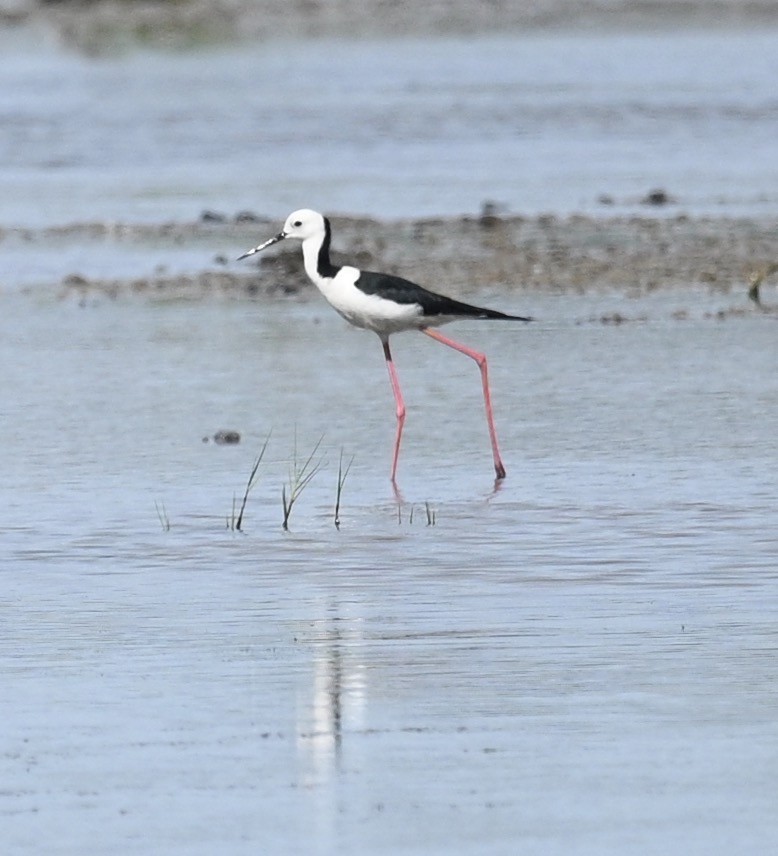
[302, 240, 428, 335]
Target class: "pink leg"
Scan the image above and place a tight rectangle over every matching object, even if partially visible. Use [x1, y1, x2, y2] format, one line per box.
[422, 328, 507, 480]
[382, 338, 406, 482]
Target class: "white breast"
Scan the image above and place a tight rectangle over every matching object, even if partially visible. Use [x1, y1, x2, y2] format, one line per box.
[309, 263, 424, 336]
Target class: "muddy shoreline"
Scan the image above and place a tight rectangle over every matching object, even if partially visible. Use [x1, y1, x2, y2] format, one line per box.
[10, 0, 778, 53]
[6, 212, 776, 303]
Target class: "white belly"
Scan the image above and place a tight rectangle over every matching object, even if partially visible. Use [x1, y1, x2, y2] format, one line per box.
[317, 266, 425, 335]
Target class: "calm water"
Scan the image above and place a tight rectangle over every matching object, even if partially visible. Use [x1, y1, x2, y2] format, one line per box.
[1, 29, 778, 225]
[2, 25, 778, 856]
[2, 291, 778, 854]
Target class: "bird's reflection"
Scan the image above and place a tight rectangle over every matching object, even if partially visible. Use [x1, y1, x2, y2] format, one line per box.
[297, 600, 366, 787]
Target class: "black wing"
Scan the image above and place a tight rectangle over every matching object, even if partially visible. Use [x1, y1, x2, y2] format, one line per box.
[355, 270, 531, 321]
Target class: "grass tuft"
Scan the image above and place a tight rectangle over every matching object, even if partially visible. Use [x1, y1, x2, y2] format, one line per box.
[281, 432, 325, 531]
[396, 502, 437, 526]
[154, 500, 171, 532]
[748, 262, 778, 308]
[334, 448, 355, 530]
[230, 432, 271, 532]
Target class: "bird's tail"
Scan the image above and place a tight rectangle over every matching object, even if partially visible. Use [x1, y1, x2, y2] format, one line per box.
[481, 307, 533, 322]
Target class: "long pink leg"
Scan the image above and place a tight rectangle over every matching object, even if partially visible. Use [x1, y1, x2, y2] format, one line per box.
[422, 328, 507, 480]
[382, 338, 406, 482]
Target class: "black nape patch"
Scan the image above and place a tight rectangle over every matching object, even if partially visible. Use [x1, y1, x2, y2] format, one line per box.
[317, 217, 340, 279]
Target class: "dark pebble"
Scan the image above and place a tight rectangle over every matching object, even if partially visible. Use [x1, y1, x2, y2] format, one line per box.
[200, 210, 227, 223]
[641, 188, 674, 206]
[63, 273, 89, 287]
[479, 199, 505, 227]
[234, 211, 260, 223]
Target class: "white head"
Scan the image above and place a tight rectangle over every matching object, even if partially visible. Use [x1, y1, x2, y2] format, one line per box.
[237, 209, 326, 259]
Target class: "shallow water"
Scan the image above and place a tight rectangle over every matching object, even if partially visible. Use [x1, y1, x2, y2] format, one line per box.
[2, 290, 778, 853]
[1, 29, 778, 225]
[3, 22, 778, 853]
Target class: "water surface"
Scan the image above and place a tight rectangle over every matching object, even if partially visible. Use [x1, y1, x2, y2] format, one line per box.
[3, 23, 778, 854]
[2, 292, 777, 853]
[1, 30, 777, 225]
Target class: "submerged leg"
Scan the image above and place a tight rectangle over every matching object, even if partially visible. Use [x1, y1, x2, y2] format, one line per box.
[422, 328, 507, 480]
[382, 337, 406, 483]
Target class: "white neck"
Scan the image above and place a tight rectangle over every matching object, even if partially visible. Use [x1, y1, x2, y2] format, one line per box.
[301, 233, 327, 286]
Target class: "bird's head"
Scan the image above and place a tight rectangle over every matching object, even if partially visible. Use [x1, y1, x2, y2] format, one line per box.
[237, 209, 325, 260]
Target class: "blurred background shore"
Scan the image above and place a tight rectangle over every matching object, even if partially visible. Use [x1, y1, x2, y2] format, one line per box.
[1, 1, 776, 301]
[4, 0, 778, 51]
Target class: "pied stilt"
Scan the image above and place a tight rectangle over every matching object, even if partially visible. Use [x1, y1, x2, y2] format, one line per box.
[238, 209, 531, 482]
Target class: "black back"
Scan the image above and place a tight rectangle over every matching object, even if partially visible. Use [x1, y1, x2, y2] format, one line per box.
[317, 217, 531, 322]
[354, 270, 530, 321]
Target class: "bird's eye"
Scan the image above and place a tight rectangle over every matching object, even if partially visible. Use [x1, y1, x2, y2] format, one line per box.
[293, 220, 302, 227]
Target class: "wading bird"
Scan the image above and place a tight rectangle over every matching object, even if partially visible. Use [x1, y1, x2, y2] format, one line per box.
[239, 209, 531, 482]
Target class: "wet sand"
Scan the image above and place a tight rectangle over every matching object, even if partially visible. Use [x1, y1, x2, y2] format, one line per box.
[6, 213, 777, 304]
